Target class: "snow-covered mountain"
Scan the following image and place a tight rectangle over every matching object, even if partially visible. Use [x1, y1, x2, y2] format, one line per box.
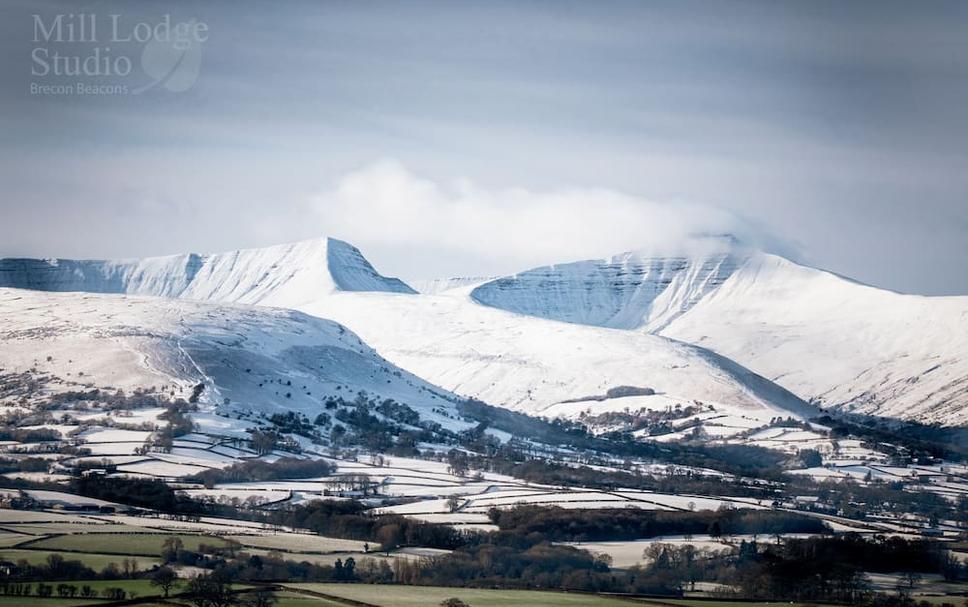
[470, 242, 746, 331]
[5, 234, 963, 426]
[0, 237, 814, 432]
[302, 286, 815, 425]
[466, 239, 968, 426]
[0, 288, 463, 429]
[658, 253, 968, 425]
[0, 237, 415, 307]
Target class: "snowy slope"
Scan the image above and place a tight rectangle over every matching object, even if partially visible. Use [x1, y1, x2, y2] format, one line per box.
[0, 237, 818, 428]
[466, 237, 968, 426]
[659, 253, 968, 425]
[0, 237, 414, 307]
[470, 236, 747, 330]
[301, 286, 815, 422]
[10, 235, 958, 426]
[411, 276, 495, 295]
[0, 288, 461, 428]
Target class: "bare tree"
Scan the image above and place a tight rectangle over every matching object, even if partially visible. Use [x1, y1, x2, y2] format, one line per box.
[150, 566, 177, 598]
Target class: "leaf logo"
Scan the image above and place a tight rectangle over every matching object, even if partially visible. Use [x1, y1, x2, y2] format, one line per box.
[134, 18, 202, 94]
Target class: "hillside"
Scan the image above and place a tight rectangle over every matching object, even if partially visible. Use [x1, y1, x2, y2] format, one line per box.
[0, 288, 464, 430]
[303, 286, 817, 428]
[471, 237, 747, 331]
[659, 253, 968, 425]
[466, 241, 968, 426]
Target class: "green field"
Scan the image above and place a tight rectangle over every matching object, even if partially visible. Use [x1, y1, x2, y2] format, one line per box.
[0, 531, 34, 547]
[0, 598, 94, 607]
[283, 586, 854, 607]
[0, 548, 160, 571]
[653, 601, 832, 607]
[0, 579, 187, 606]
[900, 597, 968, 607]
[0, 589, 294, 607]
[289, 584, 643, 607]
[46, 578, 185, 595]
[274, 591, 355, 607]
[25, 533, 232, 556]
[0, 523, 152, 535]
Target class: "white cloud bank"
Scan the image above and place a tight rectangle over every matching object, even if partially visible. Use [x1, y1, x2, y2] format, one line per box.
[311, 160, 785, 277]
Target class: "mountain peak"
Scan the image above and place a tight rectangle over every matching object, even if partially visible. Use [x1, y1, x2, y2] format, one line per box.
[325, 237, 416, 295]
[470, 242, 753, 330]
[0, 236, 415, 305]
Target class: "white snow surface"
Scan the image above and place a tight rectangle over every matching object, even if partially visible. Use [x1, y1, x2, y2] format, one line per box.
[659, 253, 968, 425]
[410, 277, 496, 295]
[470, 238, 746, 331]
[0, 237, 815, 425]
[0, 289, 464, 427]
[0, 237, 414, 307]
[302, 288, 815, 419]
[5, 234, 963, 425]
[456, 235, 968, 426]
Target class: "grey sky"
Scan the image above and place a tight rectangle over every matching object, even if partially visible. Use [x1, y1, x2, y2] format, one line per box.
[1, 0, 966, 294]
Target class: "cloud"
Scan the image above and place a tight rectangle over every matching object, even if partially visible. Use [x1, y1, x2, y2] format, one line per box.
[312, 160, 780, 275]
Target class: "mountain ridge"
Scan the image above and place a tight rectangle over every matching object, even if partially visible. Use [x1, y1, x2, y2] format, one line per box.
[0, 237, 415, 306]
[3, 234, 963, 425]
[463, 244, 968, 425]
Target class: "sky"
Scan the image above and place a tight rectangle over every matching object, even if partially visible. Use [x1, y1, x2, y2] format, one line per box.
[1, 0, 967, 294]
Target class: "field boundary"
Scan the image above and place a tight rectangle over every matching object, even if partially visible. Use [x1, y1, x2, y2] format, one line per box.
[11, 531, 226, 558]
[280, 583, 382, 607]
